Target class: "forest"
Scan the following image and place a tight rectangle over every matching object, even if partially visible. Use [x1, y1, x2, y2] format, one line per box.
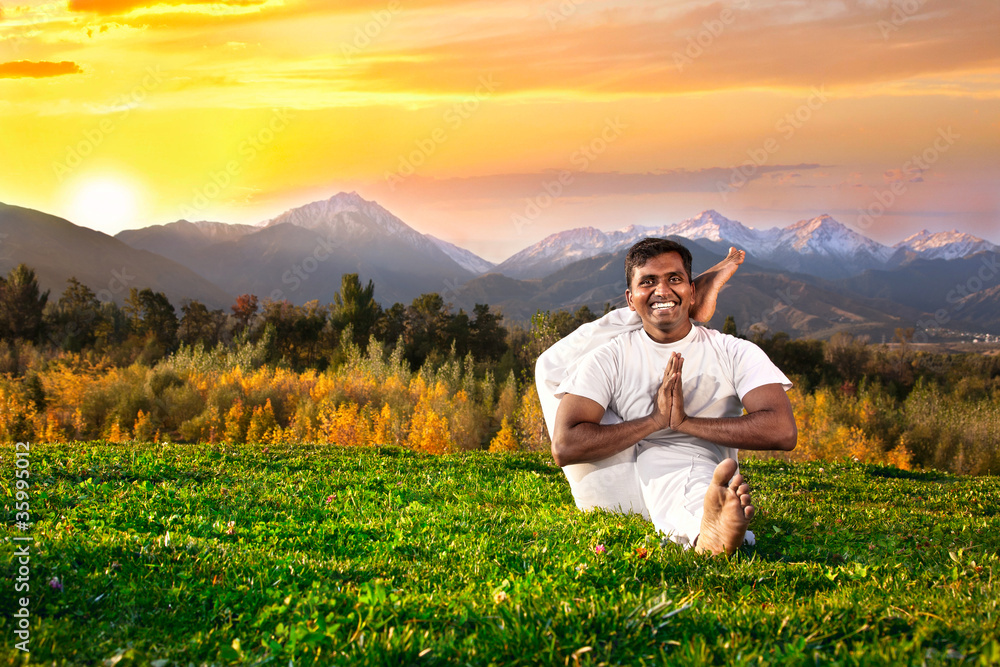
[1, 263, 998, 474]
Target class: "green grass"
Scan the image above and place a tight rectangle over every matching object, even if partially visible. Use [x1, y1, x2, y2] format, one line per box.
[2, 442, 999, 665]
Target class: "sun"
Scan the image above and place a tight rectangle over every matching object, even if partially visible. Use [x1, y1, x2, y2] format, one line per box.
[66, 175, 142, 236]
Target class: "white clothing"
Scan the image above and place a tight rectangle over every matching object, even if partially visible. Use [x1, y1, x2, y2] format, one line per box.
[536, 310, 792, 546]
[535, 308, 643, 439]
[535, 309, 647, 517]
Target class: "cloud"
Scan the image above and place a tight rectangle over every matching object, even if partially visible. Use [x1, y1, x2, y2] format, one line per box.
[0, 61, 84, 78]
[67, 0, 269, 16]
[333, 0, 1000, 98]
[25, 0, 1000, 100]
[377, 165, 826, 201]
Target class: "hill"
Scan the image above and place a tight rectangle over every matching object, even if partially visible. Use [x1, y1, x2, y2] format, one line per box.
[115, 192, 480, 306]
[0, 202, 233, 308]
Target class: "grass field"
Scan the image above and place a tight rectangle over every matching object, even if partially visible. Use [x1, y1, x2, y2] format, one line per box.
[2, 442, 999, 665]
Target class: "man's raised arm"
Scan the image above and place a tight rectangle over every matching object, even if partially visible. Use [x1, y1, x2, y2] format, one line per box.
[552, 363, 677, 467]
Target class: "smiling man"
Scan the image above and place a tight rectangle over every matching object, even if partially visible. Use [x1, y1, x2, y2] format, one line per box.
[547, 238, 797, 555]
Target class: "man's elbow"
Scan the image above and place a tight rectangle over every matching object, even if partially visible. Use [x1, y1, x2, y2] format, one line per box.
[551, 427, 588, 467]
[775, 420, 798, 451]
[551, 434, 573, 467]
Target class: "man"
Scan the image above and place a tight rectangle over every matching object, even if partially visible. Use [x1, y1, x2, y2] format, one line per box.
[539, 239, 796, 555]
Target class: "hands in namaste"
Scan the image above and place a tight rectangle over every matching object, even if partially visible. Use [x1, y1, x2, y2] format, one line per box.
[651, 352, 687, 431]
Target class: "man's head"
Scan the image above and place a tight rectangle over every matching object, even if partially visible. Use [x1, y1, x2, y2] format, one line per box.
[624, 238, 696, 344]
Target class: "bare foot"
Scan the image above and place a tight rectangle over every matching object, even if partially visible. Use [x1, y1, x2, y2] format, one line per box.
[691, 247, 745, 322]
[695, 458, 754, 557]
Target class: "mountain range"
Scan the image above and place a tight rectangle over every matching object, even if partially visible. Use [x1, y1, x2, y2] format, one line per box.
[492, 209, 997, 281]
[0, 192, 997, 339]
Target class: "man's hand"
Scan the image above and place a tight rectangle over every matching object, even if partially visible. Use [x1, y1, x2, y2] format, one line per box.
[650, 356, 673, 430]
[665, 352, 687, 429]
[651, 352, 687, 430]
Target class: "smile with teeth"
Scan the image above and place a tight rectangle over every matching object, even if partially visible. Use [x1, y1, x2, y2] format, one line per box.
[651, 301, 678, 310]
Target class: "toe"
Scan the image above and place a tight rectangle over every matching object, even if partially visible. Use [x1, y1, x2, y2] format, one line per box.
[712, 458, 739, 485]
[729, 473, 744, 492]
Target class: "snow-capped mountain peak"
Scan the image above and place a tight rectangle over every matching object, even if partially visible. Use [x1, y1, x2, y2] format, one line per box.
[780, 214, 894, 260]
[265, 192, 407, 234]
[261, 191, 442, 255]
[667, 209, 763, 246]
[491, 227, 620, 279]
[895, 229, 997, 260]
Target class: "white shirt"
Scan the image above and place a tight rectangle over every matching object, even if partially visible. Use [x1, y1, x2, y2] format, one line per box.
[557, 324, 792, 460]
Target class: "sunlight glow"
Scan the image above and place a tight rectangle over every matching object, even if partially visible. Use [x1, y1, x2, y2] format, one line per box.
[66, 175, 141, 235]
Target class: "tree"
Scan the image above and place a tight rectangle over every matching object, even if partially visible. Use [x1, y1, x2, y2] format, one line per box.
[445, 308, 471, 358]
[259, 299, 330, 369]
[46, 277, 102, 351]
[573, 305, 598, 329]
[404, 293, 450, 368]
[469, 303, 507, 361]
[722, 315, 738, 336]
[332, 274, 381, 347]
[179, 300, 226, 348]
[126, 288, 178, 350]
[825, 332, 872, 384]
[0, 264, 50, 342]
[376, 302, 406, 348]
[231, 294, 259, 335]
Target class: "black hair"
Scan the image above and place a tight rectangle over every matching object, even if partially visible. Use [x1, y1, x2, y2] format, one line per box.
[624, 238, 693, 288]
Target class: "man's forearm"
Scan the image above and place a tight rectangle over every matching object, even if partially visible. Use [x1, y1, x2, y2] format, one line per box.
[552, 416, 662, 467]
[675, 409, 797, 451]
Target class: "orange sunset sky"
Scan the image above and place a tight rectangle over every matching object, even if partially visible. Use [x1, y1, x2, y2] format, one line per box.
[1, 0, 998, 262]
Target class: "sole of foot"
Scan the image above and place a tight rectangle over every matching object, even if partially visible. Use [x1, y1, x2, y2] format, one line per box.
[695, 458, 754, 557]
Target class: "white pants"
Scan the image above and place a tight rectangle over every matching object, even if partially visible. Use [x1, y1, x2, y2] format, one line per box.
[562, 441, 755, 548]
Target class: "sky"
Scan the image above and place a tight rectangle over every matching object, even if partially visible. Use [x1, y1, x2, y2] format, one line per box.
[0, 0, 998, 263]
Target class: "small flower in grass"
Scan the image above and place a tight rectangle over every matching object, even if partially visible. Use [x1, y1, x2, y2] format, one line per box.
[493, 590, 508, 604]
[225, 521, 236, 536]
[594, 544, 606, 556]
[635, 547, 648, 559]
[325, 494, 337, 504]
[49, 577, 62, 591]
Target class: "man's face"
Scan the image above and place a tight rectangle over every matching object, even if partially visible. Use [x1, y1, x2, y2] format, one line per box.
[625, 251, 695, 344]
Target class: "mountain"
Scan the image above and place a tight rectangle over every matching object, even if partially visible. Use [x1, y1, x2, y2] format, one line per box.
[894, 229, 998, 260]
[8, 191, 998, 339]
[636, 211, 897, 278]
[491, 226, 624, 279]
[457, 243, 931, 339]
[739, 214, 898, 279]
[834, 252, 1000, 334]
[0, 202, 233, 308]
[950, 284, 1000, 333]
[492, 211, 904, 281]
[426, 235, 496, 275]
[117, 192, 475, 306]
[116, 219, 256, 267]
[659, 209, 765, 249]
